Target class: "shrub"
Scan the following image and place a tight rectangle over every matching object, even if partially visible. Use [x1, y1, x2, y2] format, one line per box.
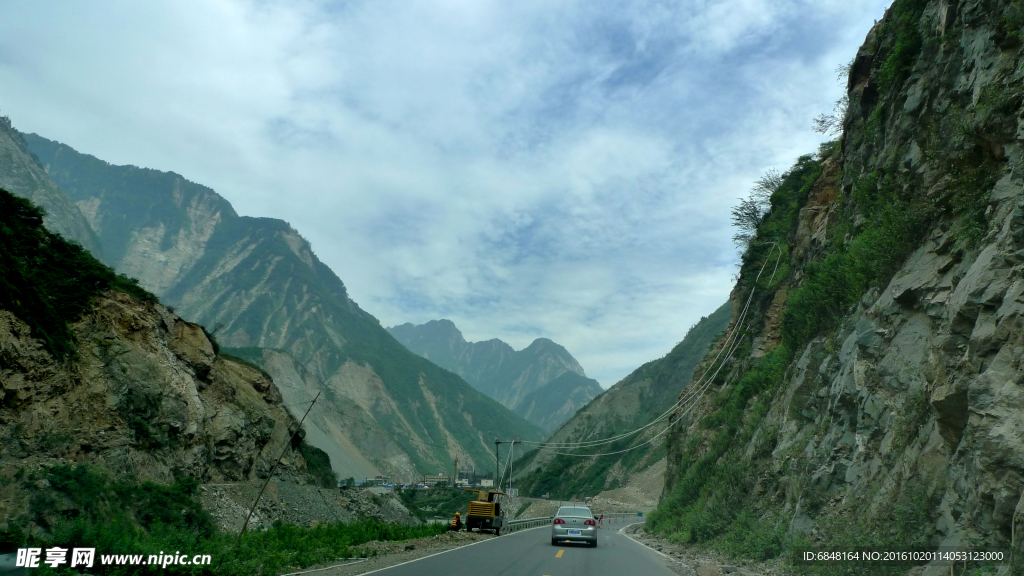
[299, 441, 337, 488]
[0, 189, 155, 358]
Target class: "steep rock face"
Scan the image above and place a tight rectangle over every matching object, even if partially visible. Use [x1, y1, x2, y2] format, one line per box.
[652, 0, 1024, 560]
[0, 118, 100, 254]
[23, 135, 543, 479]
[387, 319, 595, 431]
[516, 302, 731, 498]
[0, 292, 309, 485]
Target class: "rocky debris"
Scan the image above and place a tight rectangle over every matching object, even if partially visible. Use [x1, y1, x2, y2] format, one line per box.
[201, 483, 417, 533]
[351, 529, 483, 557]
[500, 492, 524, 521]
[516, 498, 559, 519]
[590, 458, 665, 510]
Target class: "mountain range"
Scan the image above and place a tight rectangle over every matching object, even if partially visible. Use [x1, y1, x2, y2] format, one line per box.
[1, 120, 543, 482]
[387, 319, 603, 432]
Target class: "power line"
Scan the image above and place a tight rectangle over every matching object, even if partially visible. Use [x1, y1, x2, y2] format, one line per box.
[520, 243, 782, 458]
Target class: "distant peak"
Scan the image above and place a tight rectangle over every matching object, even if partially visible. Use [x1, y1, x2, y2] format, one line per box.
[388, 318, 466, 344]
[524, 337, 566, 353]
[423, 319, 462, 335]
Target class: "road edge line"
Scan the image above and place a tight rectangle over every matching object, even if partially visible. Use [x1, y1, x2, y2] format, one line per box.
[618, 522, 676, 562]
[354, 525, 550, 576]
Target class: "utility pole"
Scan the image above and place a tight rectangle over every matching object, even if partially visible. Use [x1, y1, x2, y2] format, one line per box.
[452, 456, 458, 486]
[238, 391, 320, 543]
[494, 439, 503, 488]
[508, 438, 519, 495]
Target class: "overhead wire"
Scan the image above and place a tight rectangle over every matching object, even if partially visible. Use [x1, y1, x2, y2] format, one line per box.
[497, 442, 516, 490]
[520, 243, 783, 457]
[519, 245, 776, 451]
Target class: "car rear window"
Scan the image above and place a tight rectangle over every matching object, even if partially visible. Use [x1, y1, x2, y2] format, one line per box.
[556, 506, 592, 517]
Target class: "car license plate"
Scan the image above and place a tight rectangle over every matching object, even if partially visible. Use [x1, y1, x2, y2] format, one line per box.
[568, 530, 581, 536]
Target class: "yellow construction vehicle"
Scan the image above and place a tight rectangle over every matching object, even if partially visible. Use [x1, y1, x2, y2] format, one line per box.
[464, 489, 505, 535]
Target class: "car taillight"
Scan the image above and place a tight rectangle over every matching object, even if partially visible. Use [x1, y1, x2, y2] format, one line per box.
[553, 518, 565, 525]
[584, 519, 596, 526]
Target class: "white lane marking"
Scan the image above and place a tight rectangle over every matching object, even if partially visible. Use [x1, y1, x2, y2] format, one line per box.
[618, 522, 676, 562]
[280, 559, 367, 576]
[355, 525, 550, 576]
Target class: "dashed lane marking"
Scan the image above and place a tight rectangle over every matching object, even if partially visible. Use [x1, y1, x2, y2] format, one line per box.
[556, 550, 564, 558]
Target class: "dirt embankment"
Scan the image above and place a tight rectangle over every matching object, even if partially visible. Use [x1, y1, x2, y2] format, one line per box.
[591, 457, 665, 510]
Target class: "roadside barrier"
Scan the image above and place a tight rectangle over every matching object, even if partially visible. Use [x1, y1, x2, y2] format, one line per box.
[502, 512, 642, 534]
[504, 516, 553, 533]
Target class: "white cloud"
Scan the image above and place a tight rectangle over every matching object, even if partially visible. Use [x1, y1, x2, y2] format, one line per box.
[0, 0, 892, 386]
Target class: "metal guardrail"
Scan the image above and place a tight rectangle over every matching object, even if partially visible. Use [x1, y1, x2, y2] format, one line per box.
[505, 516, 553, 533]
[599, 512, 645, 520]
[503, 512, 643, 534]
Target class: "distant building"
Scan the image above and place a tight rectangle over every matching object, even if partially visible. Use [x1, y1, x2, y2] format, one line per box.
[480, 479, 494, 487]
[457, 469, 493, 486]
[423, 474, 448, 486]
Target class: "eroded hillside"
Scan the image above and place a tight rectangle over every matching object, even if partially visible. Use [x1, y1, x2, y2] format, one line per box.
[19, 132, 543, 481]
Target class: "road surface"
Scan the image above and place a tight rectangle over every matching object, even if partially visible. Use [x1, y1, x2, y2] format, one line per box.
[360, 517, 679, 576]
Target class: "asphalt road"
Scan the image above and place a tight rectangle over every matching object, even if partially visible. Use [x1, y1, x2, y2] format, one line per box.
[360, 518, 679, 576]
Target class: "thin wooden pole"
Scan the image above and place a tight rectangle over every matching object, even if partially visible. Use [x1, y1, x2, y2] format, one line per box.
[237, 391, 321, 544]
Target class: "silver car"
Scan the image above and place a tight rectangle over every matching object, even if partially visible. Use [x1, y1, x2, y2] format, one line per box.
[551, 505, 597, 546]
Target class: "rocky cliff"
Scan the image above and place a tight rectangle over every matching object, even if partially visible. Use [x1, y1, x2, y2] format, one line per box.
[387, 319, 600, 432]
[0, 189, 321, 528]
[0, 296, 307, 485]
[21, 132, 542, 481]
[647, 0, 1024, 568]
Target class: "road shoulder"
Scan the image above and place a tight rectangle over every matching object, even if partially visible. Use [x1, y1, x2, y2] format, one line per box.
[619, 523, 789, 576]
[279, 530, 492, 576]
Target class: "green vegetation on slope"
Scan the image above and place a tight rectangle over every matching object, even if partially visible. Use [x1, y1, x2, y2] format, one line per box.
[300, 442, 338, 488]
[0, 189, 154, 358]
[5, 464, 444, 576]
[648, 137, 939, 564]
[648, 0, 1020, 563]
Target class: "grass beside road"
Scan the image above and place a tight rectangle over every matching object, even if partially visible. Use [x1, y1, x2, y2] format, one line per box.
[3, 464, 446, 575]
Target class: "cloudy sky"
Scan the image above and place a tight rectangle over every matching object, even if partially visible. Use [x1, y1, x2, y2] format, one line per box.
[0, 0, 891, 387]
